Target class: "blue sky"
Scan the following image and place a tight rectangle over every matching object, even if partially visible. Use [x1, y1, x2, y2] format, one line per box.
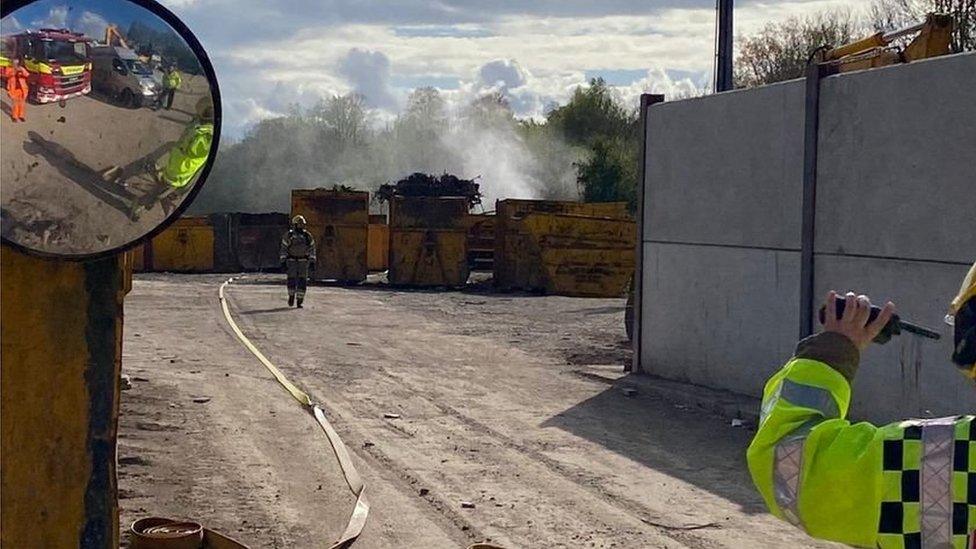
[2, 0, 172, 39]
[5, 0, 866, 137]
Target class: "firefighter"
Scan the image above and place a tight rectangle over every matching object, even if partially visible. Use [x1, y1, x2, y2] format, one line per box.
[747, 264, 976, 548]
[6, 59, 29, 122]
[130, 96, 213, 220]
[279, 215, 316, 308]
[161, 65, 181, 110]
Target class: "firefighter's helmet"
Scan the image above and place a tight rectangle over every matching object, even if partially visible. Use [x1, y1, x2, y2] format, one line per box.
[292, 215, 307, 229]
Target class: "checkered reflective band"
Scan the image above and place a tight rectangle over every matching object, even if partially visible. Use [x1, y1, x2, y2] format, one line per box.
[878, 416, 974, 549]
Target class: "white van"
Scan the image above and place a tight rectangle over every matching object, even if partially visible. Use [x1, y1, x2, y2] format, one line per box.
[90, 45, 159, 108]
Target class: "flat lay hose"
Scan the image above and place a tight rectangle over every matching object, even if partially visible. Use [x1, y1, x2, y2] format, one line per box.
[218, 278, 369, 548]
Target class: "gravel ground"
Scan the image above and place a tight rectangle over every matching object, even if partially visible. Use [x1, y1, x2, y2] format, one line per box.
[118, 273, 840, 548]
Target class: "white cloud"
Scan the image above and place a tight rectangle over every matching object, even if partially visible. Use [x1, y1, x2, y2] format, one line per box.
[74, 11, 110, 41]
[0, 16, 24, 33]
[32, 5, 69, 29]
[339, 48, 399, 111]
[478, 59, 527, 90]
[163, 0, 867, 136]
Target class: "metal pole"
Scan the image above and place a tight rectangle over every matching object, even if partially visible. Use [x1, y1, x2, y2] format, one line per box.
[632, 93, 666, 374]
[799, 62, 823, 338]
[714, 0, 734, 92]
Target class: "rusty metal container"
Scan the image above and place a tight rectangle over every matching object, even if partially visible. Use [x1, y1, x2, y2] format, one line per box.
[388, 196, 469, 287]
[292, 189, 369, 283]
[465, 213, 495, 272]
[235, 212, 289, 271]
[368, 223, 389, 272]
[520, 213, 636, 297]
[494, 199, 633, 296]
[149, 216, 215, 272]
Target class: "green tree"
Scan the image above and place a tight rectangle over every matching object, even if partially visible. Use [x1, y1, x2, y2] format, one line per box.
[546, 78, 636, 146]
[734, 11, 860, 88]
[575, 137, 639, 209]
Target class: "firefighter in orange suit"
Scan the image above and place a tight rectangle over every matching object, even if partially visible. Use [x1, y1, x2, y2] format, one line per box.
[6, 59, 29, 122]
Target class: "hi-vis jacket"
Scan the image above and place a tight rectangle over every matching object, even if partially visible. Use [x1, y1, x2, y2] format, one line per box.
[161, 122, 213, 188]
[747, 332, 975, 549]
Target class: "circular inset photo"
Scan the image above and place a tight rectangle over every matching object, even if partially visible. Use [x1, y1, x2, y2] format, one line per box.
[1, 0, 220, 259]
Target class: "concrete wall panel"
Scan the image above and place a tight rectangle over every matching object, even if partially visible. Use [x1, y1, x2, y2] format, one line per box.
[640, 242, 800, 396]
[644, 79, 804, 249]
[816, 53, 976, 263]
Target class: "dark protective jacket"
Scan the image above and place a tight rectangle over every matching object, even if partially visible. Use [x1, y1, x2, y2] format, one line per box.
[279, 229, 316, 263]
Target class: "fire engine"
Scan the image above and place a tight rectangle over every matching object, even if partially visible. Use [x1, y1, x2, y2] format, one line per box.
[0, 28, 93, 104]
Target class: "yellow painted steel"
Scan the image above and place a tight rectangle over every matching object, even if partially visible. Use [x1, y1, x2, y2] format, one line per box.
[368, 223, 389, 271]
[1, 245, 123, 548]
[494, 199, 632, 294]
[150, 216, 215, 272]
[524, 213, 635, 297]
[389, 229, 469, 287]
[388, 196, 469, 287]
[292, 190, 369, 283]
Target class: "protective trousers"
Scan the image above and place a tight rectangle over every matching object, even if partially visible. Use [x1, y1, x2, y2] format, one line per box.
[286, 258, 310, 299]
[8, 89, 26, 121]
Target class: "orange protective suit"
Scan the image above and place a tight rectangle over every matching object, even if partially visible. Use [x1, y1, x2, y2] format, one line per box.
[6, 65, 29, 122]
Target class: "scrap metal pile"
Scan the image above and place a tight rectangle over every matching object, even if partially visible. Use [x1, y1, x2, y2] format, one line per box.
[376, 173, 482, 207]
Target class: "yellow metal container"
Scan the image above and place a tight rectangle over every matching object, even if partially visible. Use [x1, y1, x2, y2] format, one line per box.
[494, 199, 631, 293]
[465, 213, 495, 272]
[388, 196, 469, 287]
[2, 245, 124, 547]
[292, 189, 369, 283]
[526, 214, 636, 297]
[149, 216, 215, 272]
[368, 223, 389, 271]
[389, 229, 468, 287]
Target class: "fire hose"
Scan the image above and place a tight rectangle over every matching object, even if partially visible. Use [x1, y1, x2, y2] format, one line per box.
[218, 278, 369, 548]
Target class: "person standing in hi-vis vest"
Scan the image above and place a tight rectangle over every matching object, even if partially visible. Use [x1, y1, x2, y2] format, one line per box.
[279, 215, 316, 308]
[748, 262, 976, 549]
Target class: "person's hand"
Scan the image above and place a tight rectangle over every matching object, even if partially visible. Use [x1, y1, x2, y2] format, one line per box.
[823, 290, 895, 352]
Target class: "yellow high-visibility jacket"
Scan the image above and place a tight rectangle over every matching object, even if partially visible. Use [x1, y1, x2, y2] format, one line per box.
[747, 331, 975, 548]
[161, 122, 212, 188]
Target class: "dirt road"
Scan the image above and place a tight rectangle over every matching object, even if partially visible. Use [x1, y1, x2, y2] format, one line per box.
[119, 274, 839, 548]
[0, 76, 209, 255]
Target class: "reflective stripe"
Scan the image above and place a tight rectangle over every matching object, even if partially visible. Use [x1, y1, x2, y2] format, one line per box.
[780, 380, 839, 418]
[920, 416, 957, 548]
[762, 380, 839, 424]
[773, 420, 818, 526]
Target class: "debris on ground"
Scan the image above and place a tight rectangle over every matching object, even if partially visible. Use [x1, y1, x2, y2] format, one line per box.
[121, 374, 132, 390]
[383, 412, 401, 419]
[730, 418, 744, 427]
[461, 501, 476, 509]
[192, 397, 211, 404]
[621, 387, 637, 397]
[419, 488, 429, 496]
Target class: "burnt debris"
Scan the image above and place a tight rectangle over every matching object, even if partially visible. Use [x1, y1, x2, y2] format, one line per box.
[376, 173, 481, 207]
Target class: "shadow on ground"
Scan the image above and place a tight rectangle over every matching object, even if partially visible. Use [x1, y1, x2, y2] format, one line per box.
[541, 372, 768, 515]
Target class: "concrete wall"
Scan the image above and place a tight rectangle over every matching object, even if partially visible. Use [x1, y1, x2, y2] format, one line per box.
[638, 52, 976, 423]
